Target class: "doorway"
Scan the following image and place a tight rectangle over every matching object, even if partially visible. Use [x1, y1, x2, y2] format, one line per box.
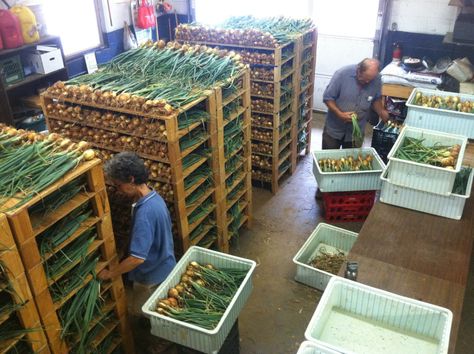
[310, 0, 382, 111]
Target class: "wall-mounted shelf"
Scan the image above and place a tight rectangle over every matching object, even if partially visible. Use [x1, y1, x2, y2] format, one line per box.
[443, 32, 474, 47]
[0, 35, 68, 126]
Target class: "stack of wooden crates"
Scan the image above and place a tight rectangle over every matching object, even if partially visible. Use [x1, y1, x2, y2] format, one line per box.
[42, 70, 252, 256]
[176, 27, 318, 193]
[0, 159, 134, 353]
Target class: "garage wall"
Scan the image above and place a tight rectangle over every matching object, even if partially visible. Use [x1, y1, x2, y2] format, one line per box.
[388, 0, 458, 35]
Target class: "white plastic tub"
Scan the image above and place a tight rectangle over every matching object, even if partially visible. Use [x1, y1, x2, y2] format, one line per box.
[296, 341, 340, 354]
[142, 246, 256, 354]
[293, 223, 358, 291]
[305, 277, 453, 354]
[312, 148, 385, 192]
[405, 88, 474, 138]
[387, 126, 467, 196]
[380, 164, 473, 220]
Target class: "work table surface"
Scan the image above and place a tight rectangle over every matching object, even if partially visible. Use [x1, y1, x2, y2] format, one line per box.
[339, 143, 474, 354]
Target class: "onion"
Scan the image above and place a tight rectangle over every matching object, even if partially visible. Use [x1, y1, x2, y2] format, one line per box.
[82, 149, 96, 161]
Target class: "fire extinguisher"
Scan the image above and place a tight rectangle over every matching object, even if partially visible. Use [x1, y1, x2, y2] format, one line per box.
[392, 42, 402, 62]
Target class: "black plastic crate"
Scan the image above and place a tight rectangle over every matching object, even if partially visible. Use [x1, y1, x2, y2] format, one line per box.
[385, 96, 407, 119]
[371, 121, 400, 162]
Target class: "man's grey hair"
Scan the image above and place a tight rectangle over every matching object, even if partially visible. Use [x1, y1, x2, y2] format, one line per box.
[357, 58, 380, 73]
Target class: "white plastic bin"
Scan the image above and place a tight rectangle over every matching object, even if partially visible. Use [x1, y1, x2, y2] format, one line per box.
[142, 246, 256, 354]
[293, 223, 358, 291]
[380, 164, 473, 220]
[296, 341, 341, 354]
[305, 277, 453, 354]
[312, 148, 385, 192]
[405, 88, 474, 138]
[387, 126, 467, 196]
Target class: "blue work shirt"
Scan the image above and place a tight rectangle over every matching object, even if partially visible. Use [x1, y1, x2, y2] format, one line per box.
[128, 190, 176, 285]
[323, 64, 382, 142]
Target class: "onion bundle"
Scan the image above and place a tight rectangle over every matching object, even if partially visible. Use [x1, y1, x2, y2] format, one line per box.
[46, 41, 247, 115]
[252, 115, 273, 128]
[0, 125, 95, 211]
[45, 103, 167, 140]
[252, 142, 272, 155]
[251, 128, 272, 141]
[238, 50, 275, 65]
[48, 121, 168, 159]
[176, 17, 314, 47]
[318, 154, 375, 172]
[395, 137, 461, 169]
[144, 160, 172, 181]
[251, 82, 274, 96]
[251, 154, 272, 169]
[251, 98, 274, 113]
[155, 261, 247, 329]
[251, 169, 272, 182]
[152, 181, 174, 201]
[413, 92, 474, 113]
[250, 67, 273, 81]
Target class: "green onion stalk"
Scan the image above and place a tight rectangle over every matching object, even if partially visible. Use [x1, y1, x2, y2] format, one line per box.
[197, 229, 218, 248]
[44, 228, 97, 280]
[351, 113, 363, 147]
[38, 204, 92, 256]
[29, 178, 86, 222]
[0, 316, 40, 343]
[59, 279, 107, 354]
[50, 253, 100, 302]
[188, 198, 214, 225]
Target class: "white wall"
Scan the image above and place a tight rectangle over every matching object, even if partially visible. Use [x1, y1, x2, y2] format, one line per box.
[388, 0, 459, 35]
[98, 0, 131, 33]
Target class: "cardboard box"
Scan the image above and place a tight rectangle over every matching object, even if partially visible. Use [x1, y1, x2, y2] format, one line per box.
[27, 45, 64, 74]
[460, 82, 474, 95]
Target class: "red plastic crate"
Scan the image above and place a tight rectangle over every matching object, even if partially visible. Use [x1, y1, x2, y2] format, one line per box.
[322, 190, 376, 222]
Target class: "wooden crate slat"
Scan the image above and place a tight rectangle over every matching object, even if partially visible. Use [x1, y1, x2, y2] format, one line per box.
[0, 215, 50, 354]
[2, 160, 102, 216]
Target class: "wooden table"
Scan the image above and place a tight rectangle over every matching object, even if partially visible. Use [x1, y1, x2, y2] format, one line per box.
[382, 83, 413, 100]
[340, 144, 474, 354]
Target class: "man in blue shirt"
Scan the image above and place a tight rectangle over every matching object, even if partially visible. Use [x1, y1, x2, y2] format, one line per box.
[99, 151, 176, 353]
[322, 58, 389, 149]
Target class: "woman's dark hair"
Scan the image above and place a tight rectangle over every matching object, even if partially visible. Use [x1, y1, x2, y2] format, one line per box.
[104, 152, 149, 184]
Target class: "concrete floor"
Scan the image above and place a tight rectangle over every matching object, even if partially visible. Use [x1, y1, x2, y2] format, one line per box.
[231, 113, 474, 354]
[158, 113, 474, 354]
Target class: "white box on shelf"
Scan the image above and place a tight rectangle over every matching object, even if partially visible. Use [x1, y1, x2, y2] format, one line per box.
[305, 277, 453, 354]
[296, 341, 340, 354]
[293, 223, 358, 291]
[380, 164, 473, 220]
[387, 126, 467, 196]
[312, 147, 385, 192]
[27, 45, 64, 74]
[405, 88, 474, 138]
[142, 246, 256, 354]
